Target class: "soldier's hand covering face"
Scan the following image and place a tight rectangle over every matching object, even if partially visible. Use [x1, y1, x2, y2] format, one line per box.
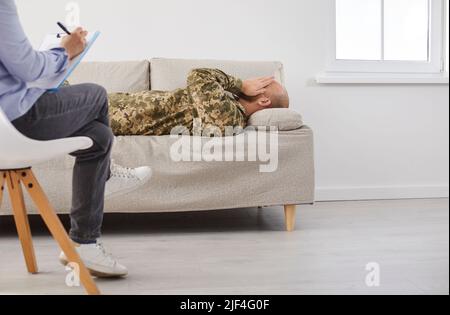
[242, 76, 275, 97]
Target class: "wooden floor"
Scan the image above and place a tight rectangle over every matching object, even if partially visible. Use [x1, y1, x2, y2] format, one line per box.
[0, 198, 448, 295]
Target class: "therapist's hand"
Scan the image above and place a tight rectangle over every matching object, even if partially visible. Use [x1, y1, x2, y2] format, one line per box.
[61, 27, 88, 60]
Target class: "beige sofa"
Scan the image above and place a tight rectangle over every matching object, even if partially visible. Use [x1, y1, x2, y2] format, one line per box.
[0, 58, 315, 231]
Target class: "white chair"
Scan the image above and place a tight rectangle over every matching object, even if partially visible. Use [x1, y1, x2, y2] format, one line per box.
[0, 108, 100, 295]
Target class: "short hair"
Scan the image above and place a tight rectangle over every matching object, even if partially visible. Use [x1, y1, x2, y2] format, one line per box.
[266, 82, 290, 108]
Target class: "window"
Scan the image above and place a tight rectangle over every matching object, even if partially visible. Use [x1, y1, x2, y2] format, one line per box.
[319, 0, 449, 83]
[446, 0, 449, 72]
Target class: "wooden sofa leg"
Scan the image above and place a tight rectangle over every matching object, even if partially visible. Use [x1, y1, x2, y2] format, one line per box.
[0, 171, 5, 208]
[6, 171, 38, 274]
[284, 205, 297, 232]
[20, 170, 100, 295]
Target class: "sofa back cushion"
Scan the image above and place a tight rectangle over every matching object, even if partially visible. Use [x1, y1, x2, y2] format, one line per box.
[69, 60, 150, 93]
[150, 58, 285, 91]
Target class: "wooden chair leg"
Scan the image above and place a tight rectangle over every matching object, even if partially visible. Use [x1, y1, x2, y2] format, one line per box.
[19, 170, 100, 295]
[284, 205, 297, 232]
[0, 171, 5, 207]
[6, 171, 38, 274]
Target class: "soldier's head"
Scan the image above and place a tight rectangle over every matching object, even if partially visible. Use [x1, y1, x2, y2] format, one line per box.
[264, 81, 290, 109]
[239, 81, 290, 116]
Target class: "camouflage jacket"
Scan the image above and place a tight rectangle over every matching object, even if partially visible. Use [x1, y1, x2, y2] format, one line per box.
[108, 68, 248, 136]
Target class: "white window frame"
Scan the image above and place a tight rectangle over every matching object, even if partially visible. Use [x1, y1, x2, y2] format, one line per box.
[318, 0, 449, 84]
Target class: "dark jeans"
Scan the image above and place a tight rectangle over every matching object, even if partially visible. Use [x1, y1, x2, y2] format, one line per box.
[12, 83, 113, 244]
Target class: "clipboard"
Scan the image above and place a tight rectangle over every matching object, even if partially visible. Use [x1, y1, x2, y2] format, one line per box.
[28, 31, 100, 91]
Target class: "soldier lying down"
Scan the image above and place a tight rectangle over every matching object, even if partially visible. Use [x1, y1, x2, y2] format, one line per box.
[108, 68, 290, 136]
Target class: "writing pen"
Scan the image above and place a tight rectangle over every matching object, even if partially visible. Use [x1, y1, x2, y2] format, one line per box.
[57, 22, 71, 36]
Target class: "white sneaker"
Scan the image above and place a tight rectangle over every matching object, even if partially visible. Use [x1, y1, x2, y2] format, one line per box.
[59, 241, 128, 278]
[105, 160, 152, 200]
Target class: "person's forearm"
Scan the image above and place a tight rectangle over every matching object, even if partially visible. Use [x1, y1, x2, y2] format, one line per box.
[0, 0, 69, 82]
[187, 68, 243, 95]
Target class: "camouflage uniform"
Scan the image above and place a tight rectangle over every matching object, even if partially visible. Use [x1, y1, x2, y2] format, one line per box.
[108, 68, 248, 136]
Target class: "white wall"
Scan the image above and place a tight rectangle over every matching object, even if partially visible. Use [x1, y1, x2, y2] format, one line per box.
[15, 0, 449, 201]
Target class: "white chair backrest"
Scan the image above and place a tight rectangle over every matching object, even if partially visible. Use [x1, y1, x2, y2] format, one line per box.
[0, 107, 30, 146]
[0, 107, 93, 169]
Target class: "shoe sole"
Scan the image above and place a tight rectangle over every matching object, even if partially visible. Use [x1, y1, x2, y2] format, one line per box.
[59, 257, 127, 278]
[104, 169, 153, 201]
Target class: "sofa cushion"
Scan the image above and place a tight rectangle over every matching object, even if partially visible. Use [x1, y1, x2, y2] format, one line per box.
[150, 58, 285, 91]
[247, 109, 304, 131]
[69, 60, 150, 93]
[0, 127, 315, 215]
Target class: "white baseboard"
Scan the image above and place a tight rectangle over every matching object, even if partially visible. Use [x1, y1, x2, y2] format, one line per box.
[316, 185, 449, 202]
